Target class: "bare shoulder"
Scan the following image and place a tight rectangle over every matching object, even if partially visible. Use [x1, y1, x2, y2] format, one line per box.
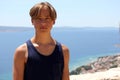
[14, 43, 27, 61]
[61, 44, 70, 80]
[61, 44, 70, 59]
[13, 43, 27, 80]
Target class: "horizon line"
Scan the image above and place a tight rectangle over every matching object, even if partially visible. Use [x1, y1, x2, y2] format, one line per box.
[0, 25, 119, 28]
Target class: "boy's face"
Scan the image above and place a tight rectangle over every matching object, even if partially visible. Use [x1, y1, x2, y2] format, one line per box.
[32, 6, 55, 32]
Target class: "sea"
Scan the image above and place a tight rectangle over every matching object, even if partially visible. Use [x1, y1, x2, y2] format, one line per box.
[0, 26, 120, 80]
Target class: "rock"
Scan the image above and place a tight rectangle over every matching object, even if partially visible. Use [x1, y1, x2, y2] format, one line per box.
[70, 67, 120, 80]
[70, 54, 120, 75]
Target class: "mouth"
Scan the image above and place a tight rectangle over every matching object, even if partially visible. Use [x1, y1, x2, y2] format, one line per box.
[40, 27, 48, 30]
[40, 26, 47, 29]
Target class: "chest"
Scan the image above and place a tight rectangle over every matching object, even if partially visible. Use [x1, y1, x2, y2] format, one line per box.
[34, 43, 56, 56]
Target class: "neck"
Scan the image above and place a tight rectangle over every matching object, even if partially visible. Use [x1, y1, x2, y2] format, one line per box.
[31, 32, 54, 45]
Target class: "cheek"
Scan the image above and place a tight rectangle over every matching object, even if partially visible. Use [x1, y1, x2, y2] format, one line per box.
[32, 21, 40, 26]
[49, 22, 54, 28]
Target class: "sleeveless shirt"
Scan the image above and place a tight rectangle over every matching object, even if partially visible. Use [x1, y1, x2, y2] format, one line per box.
[24, 40, 64, 80]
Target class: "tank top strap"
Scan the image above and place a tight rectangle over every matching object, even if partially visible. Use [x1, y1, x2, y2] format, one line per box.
[56, 41, 63, 54]
[26, 39, 32, 46]
[56, 40, 64, 67]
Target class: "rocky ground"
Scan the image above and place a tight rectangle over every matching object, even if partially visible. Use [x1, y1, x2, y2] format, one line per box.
[70, 67, 120, 80]
[70, 54, 120, 80]
[70, 54, 120, 75]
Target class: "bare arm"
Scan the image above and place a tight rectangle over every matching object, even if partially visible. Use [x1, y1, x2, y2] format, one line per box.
[13, 44, 27, 80]
[62, 44, 70, 80]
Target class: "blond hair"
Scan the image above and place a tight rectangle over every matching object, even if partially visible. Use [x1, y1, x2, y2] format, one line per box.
[29, 2, 57, 20]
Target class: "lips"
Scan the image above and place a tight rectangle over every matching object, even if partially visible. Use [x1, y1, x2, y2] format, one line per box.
[40, 26, 47, 29]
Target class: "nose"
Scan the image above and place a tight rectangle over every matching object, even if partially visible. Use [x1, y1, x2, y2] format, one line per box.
[40, 20, 47, 26]
[41, 22, 46, 26]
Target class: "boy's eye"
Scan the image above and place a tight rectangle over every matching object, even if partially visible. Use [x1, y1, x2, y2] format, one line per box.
[46, 18, 50, 20]
[35, 17, 51, 22]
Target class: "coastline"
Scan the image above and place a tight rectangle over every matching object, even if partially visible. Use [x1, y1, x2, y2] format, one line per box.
[70, 53, 120, 80]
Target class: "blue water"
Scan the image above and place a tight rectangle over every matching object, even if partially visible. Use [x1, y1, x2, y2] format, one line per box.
[0, 27, 120, 80]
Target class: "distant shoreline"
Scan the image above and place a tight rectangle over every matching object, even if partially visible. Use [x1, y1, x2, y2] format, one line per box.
[0, 26, 118, 32]
[0, 26, 33, 32]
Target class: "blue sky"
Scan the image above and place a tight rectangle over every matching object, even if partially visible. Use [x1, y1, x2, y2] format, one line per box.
[0, 0, 120, 27]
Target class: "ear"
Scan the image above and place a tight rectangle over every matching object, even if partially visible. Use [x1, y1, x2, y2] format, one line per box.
[53, 20, 55, 24]
[31, 19, 34, 25]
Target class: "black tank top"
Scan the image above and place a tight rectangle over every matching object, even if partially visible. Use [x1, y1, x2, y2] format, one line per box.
[24, 40, 64, 80]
